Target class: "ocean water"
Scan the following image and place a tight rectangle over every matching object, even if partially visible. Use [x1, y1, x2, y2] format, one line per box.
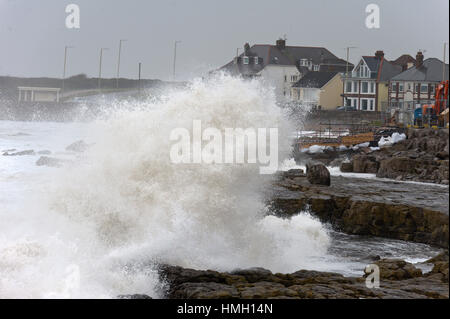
[0, 76, 442, 298]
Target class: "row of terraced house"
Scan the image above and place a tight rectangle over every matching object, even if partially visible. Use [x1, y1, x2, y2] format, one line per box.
[219, 39, 449, 124]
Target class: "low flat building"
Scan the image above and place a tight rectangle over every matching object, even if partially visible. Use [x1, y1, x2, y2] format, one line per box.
[291, 72, 342, 110]
[18, 87, 61, 103]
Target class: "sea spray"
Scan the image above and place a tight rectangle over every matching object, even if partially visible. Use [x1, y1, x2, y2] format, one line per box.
[0, 75, 330, 298]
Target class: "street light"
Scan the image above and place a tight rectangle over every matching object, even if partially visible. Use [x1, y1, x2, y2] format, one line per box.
[62, 45, 74, 96]
[116, 39, 127, 89]
[345, 46, 357, 76]
[98, 47, 109, 91]
[173, 40, 181, 81]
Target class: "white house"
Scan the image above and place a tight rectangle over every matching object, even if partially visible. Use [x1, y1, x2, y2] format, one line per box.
[219, 39, 350, 101]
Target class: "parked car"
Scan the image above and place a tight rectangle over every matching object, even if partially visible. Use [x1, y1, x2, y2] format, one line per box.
[336, 106, 356, 111]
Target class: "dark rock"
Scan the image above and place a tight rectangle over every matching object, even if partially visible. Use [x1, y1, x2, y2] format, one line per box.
[340, 162, 353, 173]
[66, 140, 89, 153]
[159, 257, 448, 299]
[3, 150, 35, 156]
[36, 156, 67, 168]
[117, 294, 152, 299]
[306, 163, 330, 186]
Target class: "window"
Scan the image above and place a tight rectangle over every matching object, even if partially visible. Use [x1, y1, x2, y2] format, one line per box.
[361, 99, 368, 110]
[421, 84, 428, 93]
[299, 59, 309, 67]
[370, 99, 374, 111]
[392, 82, 397, 92]
[399, 83, 404, 92]
[254, 57, 259, 64]
[345, 81, 352, 93]
[430, 84, 435, 94]
[346, 98, 352, 106]
[291, 75, 298, 82]
[361, 82, 369, 93]
[353, 81, 358, 92]
[415, 83, 420, 93]
[407, 83, 412, 91]
[284, 75, 287, 82]
[370, 82, 375, 93]
[243, 56, 249, 65]
[313, 65, 319, 71]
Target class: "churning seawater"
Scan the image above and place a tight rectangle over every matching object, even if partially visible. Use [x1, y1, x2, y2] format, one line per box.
[0, 76, 441, 298]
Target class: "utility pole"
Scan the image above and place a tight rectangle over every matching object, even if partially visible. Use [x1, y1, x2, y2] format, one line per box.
[345, 46, 357, 76]
[173, 40, 181, 81]
[62, 46, 74, 97]
[116, 39, 127, 89]
[98, 47, 109, 91]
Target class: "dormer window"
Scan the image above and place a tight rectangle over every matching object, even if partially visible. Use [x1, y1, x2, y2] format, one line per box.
[313, 65, 319, 71]
[254, 57, 259, 64]
[299, 59, 309, 67]
[243, 56, 249, 65]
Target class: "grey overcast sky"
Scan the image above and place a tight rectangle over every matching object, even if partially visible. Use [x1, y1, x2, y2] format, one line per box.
[0, 0, 448, 81]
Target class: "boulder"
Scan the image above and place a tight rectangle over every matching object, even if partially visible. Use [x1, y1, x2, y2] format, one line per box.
[365, 259, 423, 281]
[66, 140, 89, 153]
[36, 156, 68, 168]
[306, 162, 330, 186]
[340, 162, 353, 173]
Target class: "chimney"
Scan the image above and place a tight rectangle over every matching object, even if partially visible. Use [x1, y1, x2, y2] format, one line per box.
[416, 51, 424, 68]
[375, 50, 384, 60]
[276, 39, 286, 50]
[244, 43, 250, 55]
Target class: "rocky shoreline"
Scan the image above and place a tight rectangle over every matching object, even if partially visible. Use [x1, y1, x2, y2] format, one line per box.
[341, 128, 449, 185]
[271, 170, 449, 248]
[126, 252, 448, 299]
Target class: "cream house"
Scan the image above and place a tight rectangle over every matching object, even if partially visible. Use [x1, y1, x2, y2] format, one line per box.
[291, 72, 342, 110]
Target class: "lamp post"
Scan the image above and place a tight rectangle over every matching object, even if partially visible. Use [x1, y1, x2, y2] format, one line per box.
[173, 40, 181, 81]
[62, 45, 74, 96]
[116, 39, 127, 89]
[98, 47, 109, 91]
[345, 46, 357, 76]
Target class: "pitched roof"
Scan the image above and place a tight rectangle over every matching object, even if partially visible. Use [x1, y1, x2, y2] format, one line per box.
[292, 72, 338, 88]
[391, 58, 449, 82]
[360, 56, 402, 81]
[220, 43, 351, 75]
[393, 54, 416, 66]
[362, 56, 381, 72]
[378, 59, 403, 81]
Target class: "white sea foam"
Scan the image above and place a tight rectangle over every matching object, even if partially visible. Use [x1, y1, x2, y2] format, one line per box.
[0, 75, 332, 298]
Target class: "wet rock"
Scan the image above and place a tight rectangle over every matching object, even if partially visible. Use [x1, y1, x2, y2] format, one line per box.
[283, 169, 305, 178]
[367, 259, 423, 280]
[340, 162, 353, 173]
[66, 140, 89, 153]
[306, 163, 330, 186]
[36, 156, 68, 168]
[37, 150, 52, 155]
[158, 256, 449, 299]
[117, 294, 152, 299]
[3, 150, 35, 156]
